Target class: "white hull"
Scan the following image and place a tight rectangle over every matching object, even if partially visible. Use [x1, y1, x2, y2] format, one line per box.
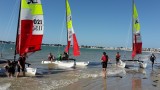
[76, 61, 89, 66]
[25, 64, 37, 75]
[139, 62, 147, 68]
[116, 60, 126, 68]
[54, 61, 75, 68]
[41, 61, 55, 64]
[26, 67, 37, 75]
[124, 60, 148, 69]
[41, 60, 75, 68]
[41, 60, 89, 67]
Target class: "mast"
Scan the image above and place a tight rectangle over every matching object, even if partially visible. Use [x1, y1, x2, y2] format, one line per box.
[132, 0, 134, 60]
[66, 0, 70, 57]
[14, 0, 21, 62]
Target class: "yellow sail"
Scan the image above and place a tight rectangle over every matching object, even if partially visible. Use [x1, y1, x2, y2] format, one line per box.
[65, 0, 80, 56]
[66, 0, 73, 30]
[133, 4, 140, 33]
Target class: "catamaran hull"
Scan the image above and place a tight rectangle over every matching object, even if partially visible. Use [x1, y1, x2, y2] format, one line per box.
[41, 60, 75, 68]
[26, 67, 37, 75]
[123, 60, 147, 68]
[76, 61, 89, 66]
[115, 60, 126, 68]
[25, 65, 36, 75]
[117, 62, 126, 68]
[41, 60, 89, 67]
[139, 62, 147, 68]
[54, 61, 75, 68]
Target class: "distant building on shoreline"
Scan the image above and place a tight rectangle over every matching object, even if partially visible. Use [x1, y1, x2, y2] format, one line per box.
[0, 40, 160, 52]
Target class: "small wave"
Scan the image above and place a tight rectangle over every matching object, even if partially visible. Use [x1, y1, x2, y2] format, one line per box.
[107, 68, 126, 76]
[73, 73, 99, 79]
[37, 72, 100, 90]
[39, 79, 78, 90]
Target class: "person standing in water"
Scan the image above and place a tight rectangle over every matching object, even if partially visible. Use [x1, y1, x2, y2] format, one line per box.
[62, 52, 69, 60]
[116, 52, 121, 65]
[101, 52, 109, 78]
[48, 53, 55, 61]
[150, 53, 156, 70]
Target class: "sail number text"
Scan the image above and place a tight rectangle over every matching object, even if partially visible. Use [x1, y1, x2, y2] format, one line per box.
[33, 19, 43, 31]
[34, 19, 42, 24]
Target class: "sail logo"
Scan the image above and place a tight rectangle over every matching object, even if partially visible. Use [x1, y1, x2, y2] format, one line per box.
[68, 30, 72, 40]
[67, 15, 72, 22]
[135, 19, 139, 24]
[27, 0, 38, 4]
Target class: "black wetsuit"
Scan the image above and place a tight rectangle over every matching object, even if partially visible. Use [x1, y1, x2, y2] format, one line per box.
[17, 57, 26, 72]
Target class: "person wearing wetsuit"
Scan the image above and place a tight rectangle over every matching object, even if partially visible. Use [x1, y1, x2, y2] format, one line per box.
[150, 53, 156, 70]
[16, 53, 27, 77]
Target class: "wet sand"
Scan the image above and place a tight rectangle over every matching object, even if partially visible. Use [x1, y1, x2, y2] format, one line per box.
[59, 68, 160, 90]
[1, 64, 160, 90]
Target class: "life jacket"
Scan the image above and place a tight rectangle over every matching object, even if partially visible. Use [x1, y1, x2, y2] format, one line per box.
[101, 55, 108, 62]
[116, 54, 120, 59]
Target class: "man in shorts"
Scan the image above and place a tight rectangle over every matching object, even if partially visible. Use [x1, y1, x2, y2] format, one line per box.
[101, 52, 109, 78]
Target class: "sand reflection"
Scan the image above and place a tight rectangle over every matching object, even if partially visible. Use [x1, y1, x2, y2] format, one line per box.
[132, 77, 142, 90]
[102, 78, 107, 90]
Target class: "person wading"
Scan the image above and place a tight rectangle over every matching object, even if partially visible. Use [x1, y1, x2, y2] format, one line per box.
[116, 52, 121, 65]
[101, 52, 109, 78]
[150, 53, 156, 70]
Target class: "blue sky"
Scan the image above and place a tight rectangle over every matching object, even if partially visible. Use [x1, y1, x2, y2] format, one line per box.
[0, 0, 160, 48]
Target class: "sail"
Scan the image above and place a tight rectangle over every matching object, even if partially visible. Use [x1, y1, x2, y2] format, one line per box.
[16, 0, 44, 55]
[132, 2, 142, 58]
[65, 0, 80, 56]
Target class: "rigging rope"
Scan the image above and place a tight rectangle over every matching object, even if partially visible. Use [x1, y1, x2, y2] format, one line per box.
[57, 11, 66, 56]
[122, 17, 132, 60]
[0, 0, 19, 58]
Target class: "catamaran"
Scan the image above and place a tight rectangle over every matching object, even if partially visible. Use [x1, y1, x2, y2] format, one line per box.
[41, 0, 89, 67]
[123, 0, 147, 68]
[14, 0, 44, 75]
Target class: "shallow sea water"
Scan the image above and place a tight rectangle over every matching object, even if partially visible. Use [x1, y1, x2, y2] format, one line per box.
[0, 44, 160, 90]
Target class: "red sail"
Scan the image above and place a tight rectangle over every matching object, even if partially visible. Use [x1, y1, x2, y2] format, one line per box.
[73, 34, 80, 56]
[16, 20, 43, 55]
[132, 35, 142, 59]
[16, 20, 33, 55]
[65, 41, 71, 53]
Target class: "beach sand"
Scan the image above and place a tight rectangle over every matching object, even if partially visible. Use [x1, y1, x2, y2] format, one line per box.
[59, 68, 160, 90]
[1, 63, 160, 90]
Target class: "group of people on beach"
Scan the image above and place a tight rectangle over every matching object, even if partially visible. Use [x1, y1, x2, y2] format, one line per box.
[4, 53, 27, 78]
[3, 50, 157, 78]
[100, 52, 121, 78]
[100, 51, 157, 78]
